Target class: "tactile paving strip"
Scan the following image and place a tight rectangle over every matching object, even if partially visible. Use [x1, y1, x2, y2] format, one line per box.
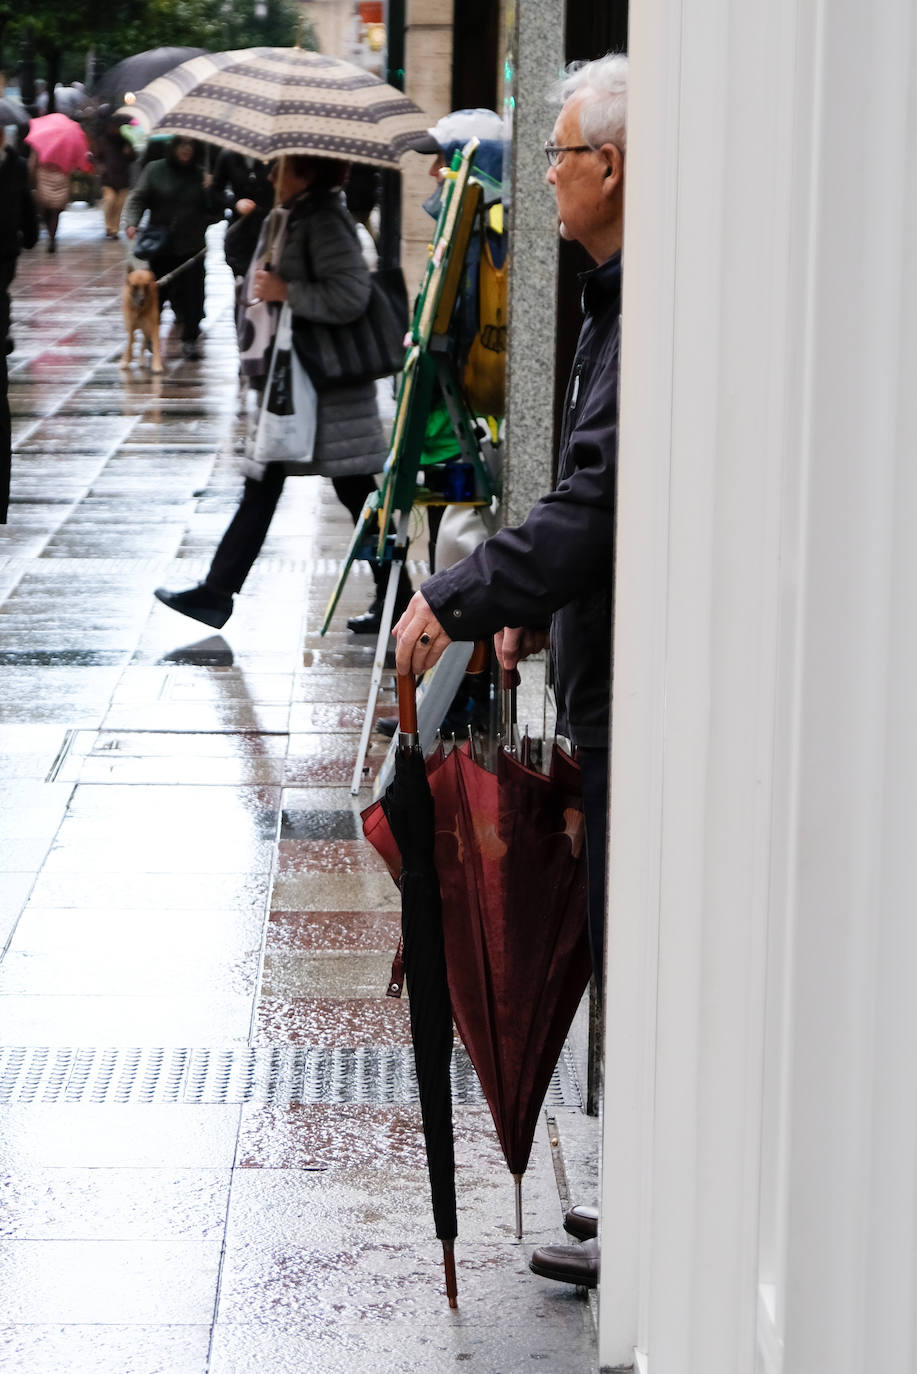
[0, 1044, 583, 1109]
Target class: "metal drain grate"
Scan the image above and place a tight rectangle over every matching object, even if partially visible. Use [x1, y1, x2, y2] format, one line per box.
[0, 1044, 583, 1109]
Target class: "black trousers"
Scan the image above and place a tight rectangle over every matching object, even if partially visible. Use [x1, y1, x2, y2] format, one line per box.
[207, 468, 377, 595]
[150, 253, 206, 342]
[576, 744, 610, 994]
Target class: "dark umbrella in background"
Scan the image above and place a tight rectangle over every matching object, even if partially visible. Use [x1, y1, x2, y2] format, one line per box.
[91, 47, 210, 108]
[378, 672, 458, 1307]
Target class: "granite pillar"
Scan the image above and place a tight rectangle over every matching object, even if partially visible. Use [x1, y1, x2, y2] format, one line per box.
[502, 1, 564, 527]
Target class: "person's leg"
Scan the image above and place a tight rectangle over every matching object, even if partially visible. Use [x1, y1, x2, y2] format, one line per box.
[331, 473, 376, 524]
[154, 467, 286, 628]
[207, 465, 286, 594]
[45, 209, 59, 251]
[174, 258, 206, 348]
[0, 342, 9, 523]
[0, 259, 15, 354]
[332, 475, 414, 633]
[575, 744, 610, 994]
[102, 186, 116, 236]
[529, 741, 607, 1290]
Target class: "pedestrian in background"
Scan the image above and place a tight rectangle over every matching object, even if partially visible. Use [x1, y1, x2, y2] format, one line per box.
[211, 149, 274, 290]
[96, 116, 135, 240]
[31, 158, 69, 254]
[153, 154, 394, 631]
[0, 125, 37, 355]
[124, 137, 220, 359]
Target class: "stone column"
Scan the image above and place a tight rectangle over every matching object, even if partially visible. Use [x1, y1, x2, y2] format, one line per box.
[501, 1, 564, 527]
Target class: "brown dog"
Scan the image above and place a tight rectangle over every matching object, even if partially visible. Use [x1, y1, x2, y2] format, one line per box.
[121, 266, 163, 373]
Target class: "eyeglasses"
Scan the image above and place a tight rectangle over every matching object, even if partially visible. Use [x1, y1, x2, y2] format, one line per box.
[543, 142, 594, 167]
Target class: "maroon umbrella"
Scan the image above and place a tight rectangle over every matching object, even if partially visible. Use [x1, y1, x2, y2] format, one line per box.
[363, 678, 591, 1239]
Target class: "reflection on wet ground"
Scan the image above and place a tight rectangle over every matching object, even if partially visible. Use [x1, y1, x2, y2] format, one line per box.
[0, 206, 598, 1372]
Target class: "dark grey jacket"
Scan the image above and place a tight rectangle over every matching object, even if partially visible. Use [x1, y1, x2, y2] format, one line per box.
[278, 189, 386, 479]
[423, 253, 622, 748]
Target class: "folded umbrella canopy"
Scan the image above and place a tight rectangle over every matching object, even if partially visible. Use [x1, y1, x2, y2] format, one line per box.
[24, 114, 92, 173]
[363, 673, 592, 1243]
[376, 676, 458, 1307]
[121, 46, 432, 169]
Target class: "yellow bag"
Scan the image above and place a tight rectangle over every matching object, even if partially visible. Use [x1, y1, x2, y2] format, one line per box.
[462, 231, 507, 418]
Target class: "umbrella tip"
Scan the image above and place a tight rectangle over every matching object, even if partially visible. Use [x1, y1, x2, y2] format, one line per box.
[442, 1240, 458, 1307]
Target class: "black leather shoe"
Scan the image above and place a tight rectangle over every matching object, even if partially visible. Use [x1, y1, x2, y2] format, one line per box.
[347, 604, 384, 634]
[347, 593, 412, 635]
[375, 715, 398, 738]
[563, 1205, 599, 1241]
[529, 1237, 598, 1289]
[154, 583, 233, 630]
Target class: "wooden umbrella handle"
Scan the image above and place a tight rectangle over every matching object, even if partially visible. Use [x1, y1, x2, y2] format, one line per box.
[397, 673, 418, 735]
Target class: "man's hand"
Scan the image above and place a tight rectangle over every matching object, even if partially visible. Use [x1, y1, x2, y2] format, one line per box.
[494, 626, 550, 671]
[235, 198, 256, 216]
[393, 592, 452, 675]
[125, 225, 137, 240]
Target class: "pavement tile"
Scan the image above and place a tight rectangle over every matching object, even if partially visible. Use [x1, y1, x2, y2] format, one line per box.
[265, 911, 401, 954]
[0, 1105, 242, 1168]
[0, 1324, 211, 1374]
[0, 1168, 231, 1240]
[260, 952, 395, 1000]
[255, 997, 412, 1046]
[276, 838, 389, 874]
[0, 994, 257, 1046]
[269, 869, 398, 913]
[0, 1240, 222, 1323]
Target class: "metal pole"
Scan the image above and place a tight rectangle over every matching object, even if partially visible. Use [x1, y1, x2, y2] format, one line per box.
[378, 0, 405, 271]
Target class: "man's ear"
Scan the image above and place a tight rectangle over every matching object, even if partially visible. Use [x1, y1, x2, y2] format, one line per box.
[599, 142, 624, 191]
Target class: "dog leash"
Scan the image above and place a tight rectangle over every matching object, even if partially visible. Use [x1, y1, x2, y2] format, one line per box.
[154, 249, 207, 289]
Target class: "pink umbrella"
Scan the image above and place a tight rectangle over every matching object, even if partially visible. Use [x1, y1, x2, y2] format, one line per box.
[25, 113, 92, 173]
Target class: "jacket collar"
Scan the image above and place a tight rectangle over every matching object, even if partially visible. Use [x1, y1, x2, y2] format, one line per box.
[579, 250, 622, 316]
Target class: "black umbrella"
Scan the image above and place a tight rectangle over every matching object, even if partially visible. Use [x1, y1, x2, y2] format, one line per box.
[380, 673, 458, 1307]
[92, 47, 209, 106]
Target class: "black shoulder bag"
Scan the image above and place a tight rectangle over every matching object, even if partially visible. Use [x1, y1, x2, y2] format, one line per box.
[290, 215, 409, 392]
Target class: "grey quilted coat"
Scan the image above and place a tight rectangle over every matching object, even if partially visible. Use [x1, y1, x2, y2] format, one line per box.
[251, 187, 388, 480]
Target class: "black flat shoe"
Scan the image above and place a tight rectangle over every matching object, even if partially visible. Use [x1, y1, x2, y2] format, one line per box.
[154, 584, 233, 629]
[347, 589, 412, 635]
[347, 606, 385, 634]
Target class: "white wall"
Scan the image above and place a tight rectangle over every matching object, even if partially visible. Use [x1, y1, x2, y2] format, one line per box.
[600, 0, 917, 1370]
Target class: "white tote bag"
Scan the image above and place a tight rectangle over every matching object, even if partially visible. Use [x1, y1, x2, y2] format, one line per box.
[247, 302, 318, 476]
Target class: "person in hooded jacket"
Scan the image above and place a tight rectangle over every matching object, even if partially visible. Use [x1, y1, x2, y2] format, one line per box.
[95, 116, 135, 240]
[123, 137, 221, 358]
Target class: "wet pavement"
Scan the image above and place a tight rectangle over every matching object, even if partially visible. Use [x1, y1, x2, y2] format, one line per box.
[0, 205, 599, 1373]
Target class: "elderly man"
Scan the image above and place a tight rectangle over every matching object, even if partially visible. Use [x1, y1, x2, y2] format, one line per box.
[394, 52, 628, 1290]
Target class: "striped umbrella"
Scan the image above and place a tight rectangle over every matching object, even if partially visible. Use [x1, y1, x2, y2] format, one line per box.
[120, 47, 432, 169]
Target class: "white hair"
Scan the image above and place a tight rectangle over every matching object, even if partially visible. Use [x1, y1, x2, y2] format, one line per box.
[550, 52, 628, 153]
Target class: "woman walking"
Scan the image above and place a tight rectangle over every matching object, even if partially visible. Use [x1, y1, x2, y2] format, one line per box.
[154, 154, 408, 629]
